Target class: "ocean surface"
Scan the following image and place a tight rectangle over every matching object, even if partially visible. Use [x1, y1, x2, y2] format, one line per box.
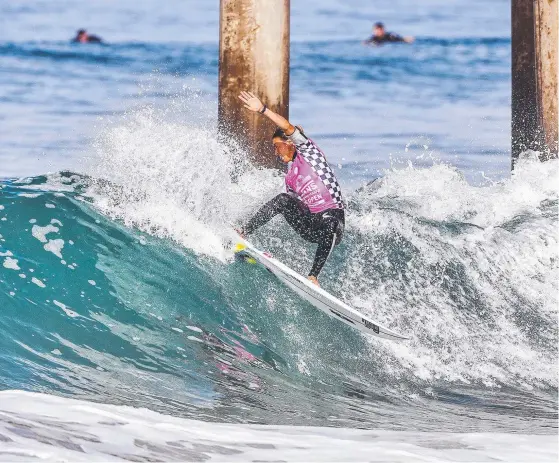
[0, 0, 558, 461]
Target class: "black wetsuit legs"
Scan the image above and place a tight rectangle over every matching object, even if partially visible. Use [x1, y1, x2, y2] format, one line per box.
[242, 193, 345, 277]
[308, 209, 344, 277]
[242, 193, 310, 238]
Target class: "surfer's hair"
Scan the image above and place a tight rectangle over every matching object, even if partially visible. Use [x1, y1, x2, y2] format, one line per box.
[272, 127, 288, 141]
[272, 126, 304, 141]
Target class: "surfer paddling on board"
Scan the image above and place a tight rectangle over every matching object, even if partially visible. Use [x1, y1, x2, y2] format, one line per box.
[236, 91, 345, 287]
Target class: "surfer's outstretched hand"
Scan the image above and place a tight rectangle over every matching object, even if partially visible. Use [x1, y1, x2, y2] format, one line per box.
[239, 90, 295, 134]
[239, 91, 264, 112]
[308, 276, 319, 287]
[234, 227, 246, 239]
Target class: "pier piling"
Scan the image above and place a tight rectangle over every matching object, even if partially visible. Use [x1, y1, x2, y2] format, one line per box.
[512, 0, 558, 166]
[218, 0, 290, 168]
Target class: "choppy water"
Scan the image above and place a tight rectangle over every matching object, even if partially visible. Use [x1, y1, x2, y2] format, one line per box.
[0, 0, 557, 460]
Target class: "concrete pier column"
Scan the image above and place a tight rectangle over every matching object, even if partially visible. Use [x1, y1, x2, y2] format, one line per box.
[535, 0, 558, 159]
[218, 0, 290, 168]
[512, 0, 558, 167]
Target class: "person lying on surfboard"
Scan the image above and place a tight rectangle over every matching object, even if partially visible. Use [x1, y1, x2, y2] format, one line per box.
[236, 91, 345, 287]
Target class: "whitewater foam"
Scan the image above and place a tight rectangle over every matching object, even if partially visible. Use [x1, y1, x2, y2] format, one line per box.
[87, 109, 282, 260]
[3, 256, 20, 270]
[0, 391, 556, 462]
[355, 153, 558, 227]
[31, 277, 46, 288]
[53, 300, 79, 318]
[44, 238, 64, 258]
[31, 224, 59, 243]
[338, 156, 558, 388]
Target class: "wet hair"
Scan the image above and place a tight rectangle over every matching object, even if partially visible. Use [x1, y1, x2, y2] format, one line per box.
[272, 127, 288, 141]
[374, 22, 384, 29]
[272, 126, 304, 141]
[77, 29, 86, 35]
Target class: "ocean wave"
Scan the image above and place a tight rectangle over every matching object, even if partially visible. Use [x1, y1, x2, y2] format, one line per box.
[1, 117, 557, 431]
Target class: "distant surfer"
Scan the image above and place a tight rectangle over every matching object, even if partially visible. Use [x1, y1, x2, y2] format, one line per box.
[363, 22, 414, 46]
[72, 29, 103, 44]
[236, 91, 345, 287]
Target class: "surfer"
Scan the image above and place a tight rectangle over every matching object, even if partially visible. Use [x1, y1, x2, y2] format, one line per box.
[236, 91, 345, 287]
[363, 22, 414, 46]
[71, 29, 103, 44]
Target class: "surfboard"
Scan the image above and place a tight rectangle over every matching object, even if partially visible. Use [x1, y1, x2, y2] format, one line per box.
[234, 239, 408, 341]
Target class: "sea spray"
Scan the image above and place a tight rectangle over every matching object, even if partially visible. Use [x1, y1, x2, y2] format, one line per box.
[88, 107, 283, 260]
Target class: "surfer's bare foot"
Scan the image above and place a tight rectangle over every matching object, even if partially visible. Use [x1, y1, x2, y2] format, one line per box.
[308, 276, 319, 286]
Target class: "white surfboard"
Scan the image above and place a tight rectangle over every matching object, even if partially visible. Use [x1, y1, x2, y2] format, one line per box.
[234, 239, 408, 341]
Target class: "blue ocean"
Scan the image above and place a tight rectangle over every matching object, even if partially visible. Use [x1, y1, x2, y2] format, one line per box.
[0, 1, 557, 461]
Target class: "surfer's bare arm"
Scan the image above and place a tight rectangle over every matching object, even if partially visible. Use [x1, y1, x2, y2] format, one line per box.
[238, 91, 295, 135]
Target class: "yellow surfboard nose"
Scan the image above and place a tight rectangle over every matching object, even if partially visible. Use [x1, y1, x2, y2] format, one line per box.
[234, 243, 246, 253]
[234, 243, 256, 264]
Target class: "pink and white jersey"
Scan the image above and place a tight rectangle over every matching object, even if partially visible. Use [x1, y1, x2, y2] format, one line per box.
[284, 128, 344, 214]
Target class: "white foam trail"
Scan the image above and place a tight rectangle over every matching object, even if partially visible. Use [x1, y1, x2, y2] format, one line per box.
[44, 239, 64, 259]
[31, 277, 46, 288]
[31, 223, 65, 259]
[53, 300, 79, 318]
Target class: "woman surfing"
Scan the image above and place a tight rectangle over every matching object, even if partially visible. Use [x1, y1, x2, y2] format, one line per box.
[236, 91, 345, 287]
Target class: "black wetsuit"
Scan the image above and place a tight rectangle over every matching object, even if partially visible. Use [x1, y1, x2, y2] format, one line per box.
[242, 193, 345, 278]
[366, 32, 405, 45]
[72, 35, 103, 43]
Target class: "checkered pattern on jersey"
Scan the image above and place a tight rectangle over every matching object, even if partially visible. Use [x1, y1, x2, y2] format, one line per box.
[297, 139, 344, 209]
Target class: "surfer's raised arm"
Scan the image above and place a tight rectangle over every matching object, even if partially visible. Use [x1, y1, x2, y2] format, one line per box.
[238, 91, 296, 136]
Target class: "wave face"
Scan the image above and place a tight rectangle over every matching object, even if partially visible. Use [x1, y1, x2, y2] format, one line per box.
[0, 120, 557, 433]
